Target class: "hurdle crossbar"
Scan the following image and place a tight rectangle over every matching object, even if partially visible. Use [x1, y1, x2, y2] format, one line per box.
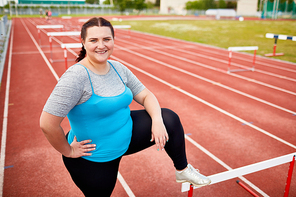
[78, 18, 88, 23]
[61, 43, 82, 69]
[36, 25, 64, 29]
[78, 19, 131, 33]
[114, 25, 131, 35]
[114, 25, 131, 29]
[47, 31, 80, 37]
[227, 46, 258, 73]
[61, 16, 72, 19]
[36, 25, 64, 47]
[265, 33, 296, 57]
[47, 31, 80, 63]
[182, 152, 296, 193]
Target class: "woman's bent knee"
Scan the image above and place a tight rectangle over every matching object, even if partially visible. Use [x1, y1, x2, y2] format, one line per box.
[161, 108, 183, 134]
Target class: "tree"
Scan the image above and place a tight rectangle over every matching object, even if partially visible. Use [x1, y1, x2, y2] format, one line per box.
[146, 1, 155, 9]
[185, 1, 204, 10]
[185, 0, 216, 10]
[226, 1, 236, 9]
[116, 0, 128, 13]
[204, 0, 216, 9]
[155, 0, 160, 7]
[218, 0, 227, 8]
[112, 0, 134, 14]
[86, 0, 99, 4]
[134, 0, 147, 15]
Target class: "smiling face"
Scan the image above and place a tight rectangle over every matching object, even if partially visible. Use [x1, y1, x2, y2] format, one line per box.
[82, 26, 114, 65]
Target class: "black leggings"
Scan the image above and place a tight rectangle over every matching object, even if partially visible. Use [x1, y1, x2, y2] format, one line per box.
[62, 108, 188, 197]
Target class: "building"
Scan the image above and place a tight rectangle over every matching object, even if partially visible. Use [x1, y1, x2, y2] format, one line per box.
[18, 0, 85, 4]
[160, 0, 188, 15]
[236, 0, 258, 16]
[0, 0, 85, 6]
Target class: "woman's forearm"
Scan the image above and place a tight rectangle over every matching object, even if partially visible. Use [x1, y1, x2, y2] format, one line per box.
[141, 90, 163, 122]
[42, 126, 72, 157]
[138, 89, 169, 149]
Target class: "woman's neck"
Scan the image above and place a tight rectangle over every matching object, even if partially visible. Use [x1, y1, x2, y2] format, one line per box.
[81, 58, 110, 75]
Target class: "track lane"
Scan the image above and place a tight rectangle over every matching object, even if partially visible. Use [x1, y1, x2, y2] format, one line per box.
[2, 18, 84, 197]
[119, 29, 296, 71]
[113, 42, 296, 112]
[44, 19, 296, 195]
[111, 46, 296, 149]
[114, 33, 296, 91]
[2, 17, 295, 197]
[110, 55, 293, 197]
[49, 22, 294, 196]
[112, 36, 296, 97]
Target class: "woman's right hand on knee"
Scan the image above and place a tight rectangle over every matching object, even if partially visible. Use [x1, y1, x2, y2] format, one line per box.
[68, 136, 96, 158]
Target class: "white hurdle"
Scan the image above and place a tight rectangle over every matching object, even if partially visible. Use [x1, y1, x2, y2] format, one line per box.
[61, 16, 72, 19]
[78, 18, 88, 23]
[47, 31, 80, 63]
[78, 19, 131, 34]
[113, 25, 132, 34]
[61, 43, 82, 69]
[36, 25, 64, 47]
[265, 33, 296, 57]
[227, 46, 258, 73]
[182, 152, 296, 197]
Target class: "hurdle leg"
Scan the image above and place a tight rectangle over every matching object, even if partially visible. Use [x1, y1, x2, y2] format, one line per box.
[188, 184, 194, 197]
[38, 29, 41, 46]
[236, 180, 259, 197]
[284, 155, 295, 197]
[265, 37, 284, 57]
[227, 50, 232, 73]
[49, 36, 53, 62]
[273, 38, 277, 56]
[252, 49, 256, 71]
[64, 48, 68, 70]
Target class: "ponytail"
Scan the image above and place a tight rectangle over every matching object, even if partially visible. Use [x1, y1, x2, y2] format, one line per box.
[76, 45, 86, 62]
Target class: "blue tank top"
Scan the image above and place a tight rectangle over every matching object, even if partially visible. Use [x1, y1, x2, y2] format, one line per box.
[67, 62, 133, 162]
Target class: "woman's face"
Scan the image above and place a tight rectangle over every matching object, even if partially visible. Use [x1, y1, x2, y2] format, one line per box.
[83, 26, 114, 64]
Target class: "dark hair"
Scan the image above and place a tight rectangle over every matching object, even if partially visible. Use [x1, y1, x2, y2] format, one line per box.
[76, 17, 115, 62]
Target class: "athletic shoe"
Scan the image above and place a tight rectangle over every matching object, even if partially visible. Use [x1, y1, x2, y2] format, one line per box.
[176, 164, 211, 187]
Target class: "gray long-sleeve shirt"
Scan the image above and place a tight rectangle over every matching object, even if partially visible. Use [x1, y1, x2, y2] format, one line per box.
[43, 60, 145, 117]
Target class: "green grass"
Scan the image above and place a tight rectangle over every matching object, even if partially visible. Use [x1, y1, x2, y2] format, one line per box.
[112, 19, 296, 63]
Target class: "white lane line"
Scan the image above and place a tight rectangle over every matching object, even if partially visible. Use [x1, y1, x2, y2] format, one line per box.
[113, 54, 269, 196]
[125, 30, 296, 74]
[22, 19, 134, 197]
[12, 50, 55, 55]
[114, 44, 296, 115]
[220, 50, 296, 73]
[185, 135, 269, 197]
[21, 19, 59, 81]
[117, 38, 296, 96]
[117, 172, 136, 197]
[178, 42, 296, 73]
[118, 36, 296, 95]
[167, 45, 296, 82]
[111, 55, 296, 150]
[25, 20, 290, 195]
[0, 19, 13, 196]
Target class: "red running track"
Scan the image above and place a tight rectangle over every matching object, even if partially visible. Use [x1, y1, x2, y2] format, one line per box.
[0, 17, 296, 196]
